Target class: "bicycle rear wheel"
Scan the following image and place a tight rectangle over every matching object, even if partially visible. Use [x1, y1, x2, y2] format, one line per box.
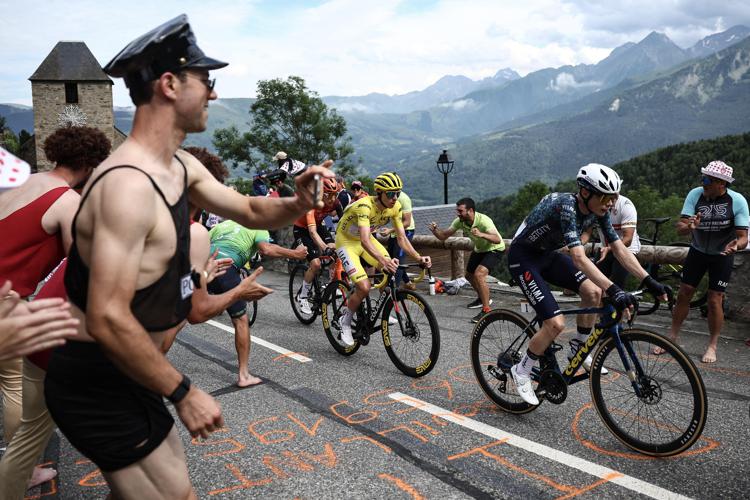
[381, 291, 440, 377]
[321, 280, 360, 356]
[470, 309, 539, 414]
[289, 264, 318, 324]
[589, 328, 707, 456]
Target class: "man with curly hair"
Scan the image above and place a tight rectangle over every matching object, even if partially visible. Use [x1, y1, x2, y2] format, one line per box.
[0, 125, 110, 498]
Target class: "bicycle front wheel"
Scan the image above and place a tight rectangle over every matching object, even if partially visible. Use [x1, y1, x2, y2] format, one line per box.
[470, 309, 539, 414]
[589, 328, 707, 457]
[289, 264, 318, 325]
[321, 280, 360, 356]
[381, 291, 440, 377]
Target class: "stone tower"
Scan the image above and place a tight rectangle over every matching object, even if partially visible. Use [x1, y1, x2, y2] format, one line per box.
[28, 41, 116, 171]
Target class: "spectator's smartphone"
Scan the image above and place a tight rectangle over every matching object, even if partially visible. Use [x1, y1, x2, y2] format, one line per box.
[313, 174, 321, 203]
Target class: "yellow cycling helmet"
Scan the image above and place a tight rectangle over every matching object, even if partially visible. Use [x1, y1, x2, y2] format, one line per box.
[373, 172, 403, 192]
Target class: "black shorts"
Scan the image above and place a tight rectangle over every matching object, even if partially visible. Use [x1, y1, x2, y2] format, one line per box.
[208, 265, 247, 318]
[507, 244, 588, 321]
[293, 225, 333, 262]
[467, 250, 504, 274]
[681, 247, 734, 293]
[44, 341, 174, 472]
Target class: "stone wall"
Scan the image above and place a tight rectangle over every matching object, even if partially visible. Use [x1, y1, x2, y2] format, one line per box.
[725, 251, 750, 323]
[31, 81, 115, 170]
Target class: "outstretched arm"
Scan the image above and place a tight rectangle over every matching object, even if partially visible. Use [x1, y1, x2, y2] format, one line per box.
[182, 150, 334, 230]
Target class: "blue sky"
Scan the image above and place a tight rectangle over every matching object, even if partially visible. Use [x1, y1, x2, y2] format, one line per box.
[1, 0, 748, 107]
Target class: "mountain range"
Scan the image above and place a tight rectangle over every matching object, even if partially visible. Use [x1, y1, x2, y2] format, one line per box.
[2, 25, 749, 205]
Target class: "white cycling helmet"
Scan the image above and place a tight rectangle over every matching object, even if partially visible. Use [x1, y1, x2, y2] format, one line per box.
[577, 163, 622, 195]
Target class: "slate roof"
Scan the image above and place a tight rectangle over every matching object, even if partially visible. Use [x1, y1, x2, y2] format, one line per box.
[412, 204, 459, 236]
[29, 41, 112, 82]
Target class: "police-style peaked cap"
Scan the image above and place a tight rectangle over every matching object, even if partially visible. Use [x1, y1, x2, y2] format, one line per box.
[103, 14, 228, 86]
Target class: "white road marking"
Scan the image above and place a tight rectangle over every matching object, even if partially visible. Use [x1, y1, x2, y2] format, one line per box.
[206, 319, 312, 363]
[389, 392, 691, 500]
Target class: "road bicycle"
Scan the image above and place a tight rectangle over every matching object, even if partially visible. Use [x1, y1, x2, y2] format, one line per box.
[288, 251, 347, 324]
[470, 298, 707, 457]
[321, 264, 440, 378]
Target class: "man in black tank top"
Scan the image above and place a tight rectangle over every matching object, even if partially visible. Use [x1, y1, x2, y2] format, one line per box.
[43, 15, 334, 499]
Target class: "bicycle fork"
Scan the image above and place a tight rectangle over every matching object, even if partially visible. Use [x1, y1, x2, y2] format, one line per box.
[610, 326, 647, 398]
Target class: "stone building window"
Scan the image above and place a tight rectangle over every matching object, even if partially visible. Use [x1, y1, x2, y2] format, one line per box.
[64, 82, 78, 104]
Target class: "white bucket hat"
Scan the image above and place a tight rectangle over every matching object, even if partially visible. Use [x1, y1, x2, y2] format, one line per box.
[701, 160, 734, 183]
[0, 147, 31, 192]
[273, 151, 287, 161]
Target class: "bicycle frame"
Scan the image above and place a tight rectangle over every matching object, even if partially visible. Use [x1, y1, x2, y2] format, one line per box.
[502, 304, 647, 398]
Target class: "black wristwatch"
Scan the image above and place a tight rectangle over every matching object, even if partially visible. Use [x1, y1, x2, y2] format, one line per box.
[167, 374, 191, 404]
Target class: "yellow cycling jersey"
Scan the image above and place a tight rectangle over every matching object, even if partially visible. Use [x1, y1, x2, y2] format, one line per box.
[335, 195, 404, 241]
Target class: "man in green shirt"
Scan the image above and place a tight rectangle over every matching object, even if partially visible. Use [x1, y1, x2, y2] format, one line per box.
[209, 220, 306, 387]
[429, 197, 505, 322]
[384, 190, 417, 289]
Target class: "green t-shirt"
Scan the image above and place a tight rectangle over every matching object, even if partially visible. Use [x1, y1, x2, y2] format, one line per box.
[209, 220, 271, 268]
[450, 212, 505, 253]
[389, 191, 416, 237]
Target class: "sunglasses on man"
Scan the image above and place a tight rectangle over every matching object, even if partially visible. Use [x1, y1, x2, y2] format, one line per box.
[701, 175, 719, 186]
[384, 191, 401, 200]
[598, 193, 618, 204]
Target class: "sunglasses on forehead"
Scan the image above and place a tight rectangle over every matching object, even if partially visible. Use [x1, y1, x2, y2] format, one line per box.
[384, 191, 401, 200]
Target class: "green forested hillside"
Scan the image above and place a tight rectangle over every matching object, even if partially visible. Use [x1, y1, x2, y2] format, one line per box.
[478, 131, 750, 245]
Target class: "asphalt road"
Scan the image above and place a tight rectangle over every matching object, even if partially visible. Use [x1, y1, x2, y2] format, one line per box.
[18, 270, 750, 499]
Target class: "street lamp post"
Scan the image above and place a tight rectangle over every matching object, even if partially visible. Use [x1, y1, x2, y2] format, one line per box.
[436, 149, 455, 205]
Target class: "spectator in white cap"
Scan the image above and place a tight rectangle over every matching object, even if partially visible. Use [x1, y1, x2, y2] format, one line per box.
[658, 160, 748, 363]
[274, 151, 308, 176]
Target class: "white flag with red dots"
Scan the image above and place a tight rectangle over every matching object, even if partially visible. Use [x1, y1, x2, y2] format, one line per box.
[0, 147, 31, 192]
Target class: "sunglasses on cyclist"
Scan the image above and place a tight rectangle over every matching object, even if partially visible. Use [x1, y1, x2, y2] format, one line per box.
[598, 193, 618, 204]
[384, 191, 401, 200]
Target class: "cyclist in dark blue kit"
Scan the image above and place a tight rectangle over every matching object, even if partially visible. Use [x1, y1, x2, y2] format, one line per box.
[507, 164, 668, 405]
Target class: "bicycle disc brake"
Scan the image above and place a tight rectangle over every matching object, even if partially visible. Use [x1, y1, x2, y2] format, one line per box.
[539, 370, 567, 404]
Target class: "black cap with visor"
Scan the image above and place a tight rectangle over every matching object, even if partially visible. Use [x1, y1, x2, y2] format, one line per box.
[103, 14, 228, 88]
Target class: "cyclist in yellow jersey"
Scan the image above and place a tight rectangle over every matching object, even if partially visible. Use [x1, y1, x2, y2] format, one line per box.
[335, 172, 431, 346]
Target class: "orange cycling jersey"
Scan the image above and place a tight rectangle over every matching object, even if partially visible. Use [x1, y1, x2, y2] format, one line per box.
[293, 199, 342, 228]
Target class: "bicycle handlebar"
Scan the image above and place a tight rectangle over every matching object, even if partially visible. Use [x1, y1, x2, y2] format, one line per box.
[372, 263, 429, 290]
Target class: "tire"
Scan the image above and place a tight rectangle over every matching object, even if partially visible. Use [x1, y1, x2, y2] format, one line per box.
[289, 264, 318, 325]
[589, 328, 707, 457]
[381, 291, 440, 378]
[470, 309, 540, 414]
[321, 280, 360, 356]
[247, 300, 258, 327]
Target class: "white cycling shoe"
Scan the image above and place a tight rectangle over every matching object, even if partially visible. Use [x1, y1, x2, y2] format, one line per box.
[298, 296, 312, 315]
[340, 310, 355, 347]
[510, 365, 539, 406]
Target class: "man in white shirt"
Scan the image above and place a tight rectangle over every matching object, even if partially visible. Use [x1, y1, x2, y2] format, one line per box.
[597, 194, 640, 287]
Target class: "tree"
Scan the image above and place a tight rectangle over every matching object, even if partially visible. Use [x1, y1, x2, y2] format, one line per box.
[213, 76, 357, 179]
